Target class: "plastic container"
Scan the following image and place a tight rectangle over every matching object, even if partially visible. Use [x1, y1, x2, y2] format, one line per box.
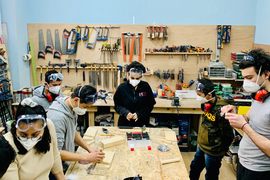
[27, 88, 33, 98]
[222, 87, 233, 93]
[22, 89, 28, 100]
[16, 90, 22, 103]
[13, 91, 17, 103]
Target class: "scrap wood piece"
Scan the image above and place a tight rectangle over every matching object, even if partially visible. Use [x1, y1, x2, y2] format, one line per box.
[161, 158, 180, 165]
[164, 130, 177, 142]
[100, 136, 125, 149]
[99, 151, 115, 165]
[84, 127, 98, 138]
[119, 128, 150, 133]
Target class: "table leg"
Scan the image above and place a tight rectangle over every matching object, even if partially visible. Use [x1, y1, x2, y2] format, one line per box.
[114, 112, 119, 127]
[88, 112, 95, 126]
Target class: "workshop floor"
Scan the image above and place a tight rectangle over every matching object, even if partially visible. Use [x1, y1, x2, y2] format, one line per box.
[181, 152, 237, 180]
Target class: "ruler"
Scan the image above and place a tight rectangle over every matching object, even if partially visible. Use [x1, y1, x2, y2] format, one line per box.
[29, 38, 38, 86]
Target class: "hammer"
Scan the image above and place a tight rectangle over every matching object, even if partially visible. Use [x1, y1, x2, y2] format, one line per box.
[80, 63, 87, 81]
[48, 61, 66, 73]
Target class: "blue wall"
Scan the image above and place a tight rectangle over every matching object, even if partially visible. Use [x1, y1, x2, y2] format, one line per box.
[254, 0, 270, 45]
[27, 0, 257, 25]
[1, 0, 30, 90]
[0, 0, 263, 89]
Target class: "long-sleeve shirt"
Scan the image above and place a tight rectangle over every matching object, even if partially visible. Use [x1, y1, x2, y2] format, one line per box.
[2, 119, 62, 180]
[114, 80, 156, 127]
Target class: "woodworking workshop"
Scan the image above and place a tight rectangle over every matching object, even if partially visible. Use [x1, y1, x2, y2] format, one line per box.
[1, 0, 270, 180]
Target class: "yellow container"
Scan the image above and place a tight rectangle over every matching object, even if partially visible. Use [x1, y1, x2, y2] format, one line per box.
[238, 106, 250, 115]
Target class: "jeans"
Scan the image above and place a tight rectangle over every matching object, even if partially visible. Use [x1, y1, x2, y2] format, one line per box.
[190, 147, 223, 180]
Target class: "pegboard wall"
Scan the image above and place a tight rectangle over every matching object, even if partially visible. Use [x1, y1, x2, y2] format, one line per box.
[28, 24, 255, 91]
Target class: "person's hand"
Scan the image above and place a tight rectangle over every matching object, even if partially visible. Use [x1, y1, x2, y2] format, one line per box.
[87, 147, 100, 153]
[221, 105, 236, 115]
[132, 113, 138, 122]
[83, 151, 105, 162]
[225, 113, 247, 129]
[126, 113, 133, 121]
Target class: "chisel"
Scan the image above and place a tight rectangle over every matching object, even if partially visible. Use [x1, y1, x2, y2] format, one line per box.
[114, 64, 117, 88]
[97, 65, 101, 85]
[106, 65, 109, 88]
[89, 65, 93, 85]
[152, 26, 154, 40]
[93, 65, 96, 87]
[39, 65, 43, 81]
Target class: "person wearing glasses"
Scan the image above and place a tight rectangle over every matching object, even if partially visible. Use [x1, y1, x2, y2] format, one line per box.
[222, 48, 270, 180]
[47, 85, 105, 172]
[189, 78, 234, 180]
[114, 61, 156, 127]
[1, 98, 65, 180]
[32, 70, 64, 112]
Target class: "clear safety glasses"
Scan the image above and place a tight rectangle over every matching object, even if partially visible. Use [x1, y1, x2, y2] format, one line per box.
[129, 68, 144, 77]
[84, 92, 98, 104]
[194, 81, 205, 93]
[48, 73, 64, 82]
[242, 55, 254, 62]
[16, 114, 47, 132]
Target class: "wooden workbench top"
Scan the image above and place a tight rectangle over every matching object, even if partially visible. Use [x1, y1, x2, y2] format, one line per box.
[65, 127, 189, 180]
[93, 98, 201, 109]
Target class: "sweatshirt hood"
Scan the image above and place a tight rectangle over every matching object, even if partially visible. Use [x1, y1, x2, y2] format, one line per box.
[48, 96, 75, 119]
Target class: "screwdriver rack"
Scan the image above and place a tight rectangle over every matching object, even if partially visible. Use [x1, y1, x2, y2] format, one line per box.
[144, 52, 214, 60]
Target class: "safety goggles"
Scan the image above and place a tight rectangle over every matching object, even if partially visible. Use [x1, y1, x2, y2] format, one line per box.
[129, 68, 144, 77]
[16, 114, 47, 132]
[242, 55, 254, 62]
[48, 73, 64, 82]
[194, 81, 205, 92]
[84, 92, 98, 104]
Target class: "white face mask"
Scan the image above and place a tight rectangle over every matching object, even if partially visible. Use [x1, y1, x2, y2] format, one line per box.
[196, 90, 215, 104]
[243, 67, 265, 92]
[69, 98, 87, 115]
[46, 83, 61, 94]
[18, 138, 40, 151]
[130, 79, 140, 87]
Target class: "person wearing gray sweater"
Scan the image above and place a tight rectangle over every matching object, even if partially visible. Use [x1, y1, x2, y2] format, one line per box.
[31, 70, 64, 112]
[47, 85, 105, 172]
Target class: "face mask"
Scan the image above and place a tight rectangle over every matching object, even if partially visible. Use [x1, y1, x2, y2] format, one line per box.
[243, 66, 266, 93]
[130, 79, 140, 87]
[196, 90, 215, 104]
[69, 98, 87, 115]
[18, 138, 40, 151]
[48, 86, 61, 94]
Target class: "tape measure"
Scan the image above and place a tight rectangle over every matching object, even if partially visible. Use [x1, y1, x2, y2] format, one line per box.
[29, 38, 38, 86]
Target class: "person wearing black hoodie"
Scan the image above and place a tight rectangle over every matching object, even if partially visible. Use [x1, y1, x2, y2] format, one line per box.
[113, 61, 156, 127]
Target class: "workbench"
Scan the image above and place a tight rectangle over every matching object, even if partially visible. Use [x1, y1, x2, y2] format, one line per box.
[65, 127, 189, 180]
[88, 98, 202, 126]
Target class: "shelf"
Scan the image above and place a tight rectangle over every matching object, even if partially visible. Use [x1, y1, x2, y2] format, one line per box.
[209, 77, 244, 81]
[144, 52, 213, 60]
[145, 52, 213, 55]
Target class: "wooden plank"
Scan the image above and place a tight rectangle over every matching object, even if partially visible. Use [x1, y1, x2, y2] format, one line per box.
[100, 151, 115, 165]
[100, 136, 125, 149]
[84, 127, 97, 138]
[119, 128, 150, 133]
[164, 130, 177, 142]
[161, 158, 181, 165]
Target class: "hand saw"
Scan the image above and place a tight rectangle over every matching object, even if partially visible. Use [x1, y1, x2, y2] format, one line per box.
[53, 29, 62, 59]
[38, 29, 46, 59]
[45, 29, 54, 53]
[67, 29, 80, 55]
[86, 26, 99, 49]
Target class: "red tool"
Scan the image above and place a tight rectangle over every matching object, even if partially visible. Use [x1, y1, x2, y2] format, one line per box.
[122, 34, 126, 62]
[129, 35, 135, 62]
[138, 33, 143, 62]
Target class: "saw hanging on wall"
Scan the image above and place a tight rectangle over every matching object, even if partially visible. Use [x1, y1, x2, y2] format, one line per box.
[67, 29, 80, 55]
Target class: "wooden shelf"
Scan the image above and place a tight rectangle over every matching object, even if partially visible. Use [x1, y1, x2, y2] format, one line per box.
[145, 52, 213, 55]
[209, 77, 243, 81]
